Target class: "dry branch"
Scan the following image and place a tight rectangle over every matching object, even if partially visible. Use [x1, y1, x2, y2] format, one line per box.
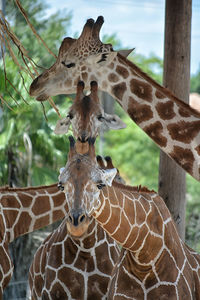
[0, 5, 60, 116]
[15, 0, 57, 59]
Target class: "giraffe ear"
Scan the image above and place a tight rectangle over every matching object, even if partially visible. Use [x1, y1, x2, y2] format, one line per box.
[102, 113, 126, 130]
[59, 167, 65, 174]
[54, 116, 71, 134]
[86, 52, 117, 67]
[102, 168, 117, 186]
[118, 48, 135, 58]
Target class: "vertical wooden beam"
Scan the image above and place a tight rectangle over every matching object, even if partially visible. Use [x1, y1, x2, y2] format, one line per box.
[158, 0, 192, 240]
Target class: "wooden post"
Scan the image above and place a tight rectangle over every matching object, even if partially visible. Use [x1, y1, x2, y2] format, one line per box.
[158, 0, 192, 240]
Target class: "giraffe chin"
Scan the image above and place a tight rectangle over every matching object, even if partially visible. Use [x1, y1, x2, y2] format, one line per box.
[66, 220, 90, 238]
[36, 93, 49, 102]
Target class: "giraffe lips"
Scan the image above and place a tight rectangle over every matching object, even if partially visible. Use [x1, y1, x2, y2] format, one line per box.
[66, 222, 89, 238]
[29, 75, 49, 101]
[75, 140, 90, 154]
[36, 93, 49, 102]
[29, 75, 42, 96]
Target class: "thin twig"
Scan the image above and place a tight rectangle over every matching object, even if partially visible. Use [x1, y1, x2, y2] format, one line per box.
[0, 95, 14, 110]
[15, 0, 57, 59]
[48, 97, 61, 117]
[41, 102, 48, 121]
[0, 7, 60, 114]
[19, 70, 30, 98]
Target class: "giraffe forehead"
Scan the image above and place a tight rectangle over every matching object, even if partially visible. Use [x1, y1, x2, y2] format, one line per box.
[78, 39, 112, 53]
[63, 38, 113, 62]
[67, 157, 95, 177]
[65, 158, 103, 187]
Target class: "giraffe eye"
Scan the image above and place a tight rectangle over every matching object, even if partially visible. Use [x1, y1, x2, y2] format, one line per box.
[67, 113, 73, 120]
[61, 62, 76, 68]
[97, 183, 106, 190]
[97, 114, 104, 121]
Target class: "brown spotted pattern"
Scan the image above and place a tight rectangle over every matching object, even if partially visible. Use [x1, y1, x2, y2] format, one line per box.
[156, 101, 176, 120]
[128, 97, 153, 124]
[155, 89, 166, 99]
[29, 156, 125, 300]
[29, 16, 200, 180]
[107, 56, 200, 180]
[167, 121, 200, 144]
[108, 72, 119, 83]
[144, 121, 167, 147]
[195, 145, 200, 156]
[93, 183, 200, 299]
[0, 184, 67, 297]
[59, 143, 200, 299]
[29, 218, 120, 300]
[116, 65, 129, 79]
[170, 146, 195, 174]
[112, 82, 126, 101]
[130, 78, 153, 102]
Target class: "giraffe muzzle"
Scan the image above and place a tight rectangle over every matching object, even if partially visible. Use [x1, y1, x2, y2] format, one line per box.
[69, 211, 86, 227]
[66, 209, 90, 237]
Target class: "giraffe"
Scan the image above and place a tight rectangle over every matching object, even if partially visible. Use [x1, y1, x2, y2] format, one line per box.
[29, 16, 200, 181]
[29, 156, 122, 300]
[54, 80, 126, 141]
[0, 184, 66, 298]
[0, 78, 124, 298]
[58, 137, 200, 299]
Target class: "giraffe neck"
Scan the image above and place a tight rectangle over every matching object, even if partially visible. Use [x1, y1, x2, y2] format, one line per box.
[0, 184, 67, 242]
[93, 182, 180, 267]
[96, 54, 200, 181]
[29, 216, 120, 299]
[68, 217, 101, 251]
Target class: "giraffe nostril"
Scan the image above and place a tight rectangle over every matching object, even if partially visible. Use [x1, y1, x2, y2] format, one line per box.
[81, 133, 86, 142]
[72, 213, 79, 226]
[79, 214, 85, 223]
[79, 133, 89, 143]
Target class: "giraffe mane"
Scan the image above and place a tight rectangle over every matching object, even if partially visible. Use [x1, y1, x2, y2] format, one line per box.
[0, 183, 58, 192]
[118, 53, 200, 118]
[112, 181, 156, 194]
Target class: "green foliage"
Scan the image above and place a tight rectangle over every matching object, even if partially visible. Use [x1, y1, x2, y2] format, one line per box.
[102, 33, 122, 49]
[131, 52, 163, 84]
[0, 1, 72, 186]
[5, 1, 72, 68]
[190, 68, 200, 94]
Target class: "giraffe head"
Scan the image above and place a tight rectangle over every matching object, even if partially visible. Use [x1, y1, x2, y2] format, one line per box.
[58, 136, 117, 237]
[54, 80, 126, 142]
[29, 16, 133, 100]
[29, 16, 116, 100]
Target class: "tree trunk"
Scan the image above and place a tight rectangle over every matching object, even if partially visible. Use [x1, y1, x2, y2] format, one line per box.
[158, 0, 192, 240]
